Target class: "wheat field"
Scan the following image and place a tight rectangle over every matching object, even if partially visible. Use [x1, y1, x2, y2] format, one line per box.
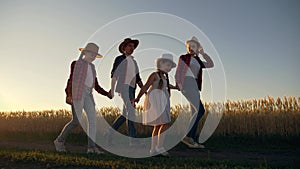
[0, 96, 299, 136]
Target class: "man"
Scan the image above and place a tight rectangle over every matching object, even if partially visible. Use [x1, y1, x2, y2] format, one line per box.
[108, 38, 144, 146]
[175, 36, 214, 148]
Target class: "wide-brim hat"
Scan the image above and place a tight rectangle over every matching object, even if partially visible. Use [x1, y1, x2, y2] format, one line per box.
[155, 53, 176, 68]
[186, 36, 201, 48]
[118, 38, 139, 53]
[79, 43, 103, 58]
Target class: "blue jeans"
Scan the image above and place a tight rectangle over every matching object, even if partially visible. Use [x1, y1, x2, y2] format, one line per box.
[111, 85, 137, 138]
[56, 105, 79, 142]
[182, 77, 205, 141]
[72, 86, 98, 148]
[56, 104, 96, 148]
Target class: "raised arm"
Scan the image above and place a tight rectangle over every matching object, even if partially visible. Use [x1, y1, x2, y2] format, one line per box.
[199, 48, 214, 68]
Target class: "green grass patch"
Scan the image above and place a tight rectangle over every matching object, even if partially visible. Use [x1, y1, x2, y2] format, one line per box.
[0, 134, 299, 168]
[0, 148, 281, 169]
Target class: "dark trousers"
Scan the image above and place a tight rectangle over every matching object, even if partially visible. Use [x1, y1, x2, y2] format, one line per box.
[111, 85, 137, 138]
[182, 77, 205, 141]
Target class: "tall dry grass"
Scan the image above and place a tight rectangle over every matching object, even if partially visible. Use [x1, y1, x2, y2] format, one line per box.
[0, 96, 299, 136]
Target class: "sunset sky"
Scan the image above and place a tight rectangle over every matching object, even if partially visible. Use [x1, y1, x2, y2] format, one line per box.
[0, 0, 299, 111]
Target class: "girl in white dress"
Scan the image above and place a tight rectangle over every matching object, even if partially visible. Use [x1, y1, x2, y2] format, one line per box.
[134, 54, 178, 156]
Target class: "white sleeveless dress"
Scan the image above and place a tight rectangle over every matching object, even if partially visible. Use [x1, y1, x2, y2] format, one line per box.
[143, 73, 171, 126]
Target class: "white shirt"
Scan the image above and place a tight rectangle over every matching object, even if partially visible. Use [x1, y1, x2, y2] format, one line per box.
[185, 57, 201, 78]
[85, 64, 94, 88]
[124, 56, 136, 87]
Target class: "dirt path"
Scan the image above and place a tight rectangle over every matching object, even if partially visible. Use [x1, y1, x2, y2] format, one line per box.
[0, 140, 299, 167]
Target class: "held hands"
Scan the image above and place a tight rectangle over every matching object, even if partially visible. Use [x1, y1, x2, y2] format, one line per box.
[133, 91, 147, 104]
[131, 99, 136, 108]
[133, 97, 140, 103]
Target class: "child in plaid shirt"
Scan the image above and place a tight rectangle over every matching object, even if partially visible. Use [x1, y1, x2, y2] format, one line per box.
[54, 43, 112, 154]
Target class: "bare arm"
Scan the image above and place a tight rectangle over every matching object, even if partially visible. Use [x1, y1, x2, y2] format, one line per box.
[199, 48, 214, 68]
[137, 80, 143, 88]
[134, 73, 156, 103]
[169, 84, 179, 90]
[202, 53, 214, 68]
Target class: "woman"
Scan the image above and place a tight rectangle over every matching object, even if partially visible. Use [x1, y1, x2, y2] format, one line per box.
[175, 36, 214, 148]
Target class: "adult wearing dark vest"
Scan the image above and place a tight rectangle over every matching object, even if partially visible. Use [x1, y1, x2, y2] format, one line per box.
[108, 38, 144, 146]
[175, 36, 214, 148]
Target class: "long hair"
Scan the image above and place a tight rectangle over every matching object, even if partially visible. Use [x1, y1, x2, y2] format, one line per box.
[165, 73, 170, 96]
[78, 51, 84, 60]
[157, 59, 171, 95]
[157, 71, 171, 96]
[157, 71, 164, 90]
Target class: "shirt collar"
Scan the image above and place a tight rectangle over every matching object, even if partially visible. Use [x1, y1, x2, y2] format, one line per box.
[126, 55, 134, 59]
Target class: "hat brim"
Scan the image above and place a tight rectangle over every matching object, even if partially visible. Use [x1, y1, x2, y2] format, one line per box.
[186, 40, 201, 47]
[156, 58, 176, 68]
[118, 39, 139, 53]
[79, 48, 103, 58]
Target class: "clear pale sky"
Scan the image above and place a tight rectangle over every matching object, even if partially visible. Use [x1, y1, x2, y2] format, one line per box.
[0, 0, 299, 111]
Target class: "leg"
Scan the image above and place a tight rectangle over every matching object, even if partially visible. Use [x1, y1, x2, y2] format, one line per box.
[111, 93, 130, 131]
[180, 78, 205, 148]
[151, 126, 160, 152]
[55, 98, 84, 151]
[83, 93, 97, 148]
[187, 100, 205, 141]
[121, 86, 137, 138]
[127, 118, 136, 138]
[107, 105, 126, 145]
[182, 80, 203, 140]
[111, 115, 126, 131]
[157, 124, 170, 149]
[154, 124, 170, 156]
[56, 105, 79, 142]
[73, 93, 93, 148]
[128, 86, 137, 138]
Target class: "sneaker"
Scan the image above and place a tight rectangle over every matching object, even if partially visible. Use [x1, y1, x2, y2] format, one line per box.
[182, 137, 203, 149]
[87, 147, 105, 154]
[149, 149, 157, 156]
[54, 139, 66, 152]
[155, 147, 170, 157]
[195, 143, 205, 149]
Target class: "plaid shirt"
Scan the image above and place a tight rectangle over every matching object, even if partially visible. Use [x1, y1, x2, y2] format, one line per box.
[65, 59, 108, 101]
[175, 53, 205, 91]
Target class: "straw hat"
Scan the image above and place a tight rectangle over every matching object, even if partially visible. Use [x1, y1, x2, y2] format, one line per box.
[156, 53, 176, 68]
[186, 36, 201, 48]
[118, 38, 139, 53]
[79, 43, 103, 58]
